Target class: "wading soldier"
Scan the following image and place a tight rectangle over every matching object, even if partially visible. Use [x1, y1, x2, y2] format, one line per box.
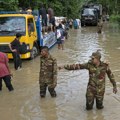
[59, 50, 117, 110]
[39, 46, 57, 98]
[97, 19, 103, 34]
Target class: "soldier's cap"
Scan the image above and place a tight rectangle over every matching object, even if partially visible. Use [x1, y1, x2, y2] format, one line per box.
[90, 51, 101, 59]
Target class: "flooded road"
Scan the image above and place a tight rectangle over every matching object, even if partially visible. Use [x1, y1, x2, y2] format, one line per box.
[0, 23, 120, 120]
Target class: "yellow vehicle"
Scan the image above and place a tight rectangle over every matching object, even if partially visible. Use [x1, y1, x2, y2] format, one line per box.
[0, 12, 40, 59]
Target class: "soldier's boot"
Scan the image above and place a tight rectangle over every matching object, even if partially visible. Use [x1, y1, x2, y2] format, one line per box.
[98, 30, 102, 34]
[40, 91, 46, 98]
[96, 99, 104, 109]
[86, 102, 94, 110]
[86, 97, 94, 110]
[40, 85, 47, 98]
[48, 88, 57, 97]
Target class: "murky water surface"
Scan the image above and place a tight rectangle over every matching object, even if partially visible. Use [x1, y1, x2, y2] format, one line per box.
[0, 23, 120, 120]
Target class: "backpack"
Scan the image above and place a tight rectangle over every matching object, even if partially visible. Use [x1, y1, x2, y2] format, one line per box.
[56, 29, 61, 39]
[19, 42, 27, 54]
[60, 28, 66, 36]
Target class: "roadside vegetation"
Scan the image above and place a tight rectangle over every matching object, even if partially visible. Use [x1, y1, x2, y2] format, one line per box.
[110, 15, 120, 24]
[0, 0, 120, 23]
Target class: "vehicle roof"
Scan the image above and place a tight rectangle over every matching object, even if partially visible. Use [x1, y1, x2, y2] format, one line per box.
[83, 8, 95, 10]
[0, 13, 34, 18]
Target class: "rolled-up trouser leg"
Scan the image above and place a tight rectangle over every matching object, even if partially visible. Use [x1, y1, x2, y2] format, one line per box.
[96, 96, 104, 109]
[3, 75, 14, 91]
[48, 86, 56, 97]
[40, 83, 47, 97]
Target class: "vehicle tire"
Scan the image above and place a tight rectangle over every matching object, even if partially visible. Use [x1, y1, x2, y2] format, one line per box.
[93, 22, 97, 26]
[81, 22, 84, 27]
[30, 45, 39, 59]
[95, 22, 98, 26]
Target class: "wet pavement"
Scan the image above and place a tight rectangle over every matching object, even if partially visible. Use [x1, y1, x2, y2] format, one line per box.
[0, 22, 120, 120]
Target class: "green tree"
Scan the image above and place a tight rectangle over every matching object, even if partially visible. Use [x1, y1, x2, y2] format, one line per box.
[0, 0, 18, 10]
[1, 0, 120, 18]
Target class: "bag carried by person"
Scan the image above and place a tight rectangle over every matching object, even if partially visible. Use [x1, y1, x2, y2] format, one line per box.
[19, 42, 27, 54]
[56, 29, 61, 39]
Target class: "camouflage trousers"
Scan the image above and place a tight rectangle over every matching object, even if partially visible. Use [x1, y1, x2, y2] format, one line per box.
[86, 85, 105, 110]
[40, 82, 56, 98]
[97, 27, 102, 33]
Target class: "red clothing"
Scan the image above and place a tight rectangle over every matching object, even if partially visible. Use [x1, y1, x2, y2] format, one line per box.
[0, 52, 10, 77]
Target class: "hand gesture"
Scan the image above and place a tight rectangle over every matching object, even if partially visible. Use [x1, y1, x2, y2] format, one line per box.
[58, 66, 64, 70]
[12, 49, 17, 52]
[10, 73, 13, 77]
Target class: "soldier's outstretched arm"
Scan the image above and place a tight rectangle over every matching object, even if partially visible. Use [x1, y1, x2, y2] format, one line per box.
[58, 64, 80, 70]
[106, 65, 117, 94]
[64, 64, 81, 70]
[58, 62, 89, 70]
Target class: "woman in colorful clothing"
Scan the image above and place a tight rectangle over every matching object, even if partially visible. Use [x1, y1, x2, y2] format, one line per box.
[0, 52, 14, 91]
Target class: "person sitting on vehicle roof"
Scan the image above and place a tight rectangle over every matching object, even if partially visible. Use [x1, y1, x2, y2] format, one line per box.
[26, 7, 32, 14]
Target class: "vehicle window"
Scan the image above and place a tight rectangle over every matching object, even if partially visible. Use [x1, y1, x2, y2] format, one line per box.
[0, 17, 26, 36]
[28, 18, 35, 32]
[83, 9, 94, 15]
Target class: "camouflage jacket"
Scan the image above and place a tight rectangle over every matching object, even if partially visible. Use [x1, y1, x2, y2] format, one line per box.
[40, 54, 57, 84]
[98, 22, 103, 28]
[64, 60, 117, 89]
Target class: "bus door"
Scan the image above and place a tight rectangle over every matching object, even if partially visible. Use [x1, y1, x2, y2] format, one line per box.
[27, 18, 37, 48]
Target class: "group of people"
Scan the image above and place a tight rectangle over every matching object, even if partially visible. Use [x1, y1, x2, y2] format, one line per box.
[0, 7, 117, 111]
[39, 3, 55, 32]
[0, 33, 24, 92]
[39, 47, 117, 110]
[0, 38, 118, 111]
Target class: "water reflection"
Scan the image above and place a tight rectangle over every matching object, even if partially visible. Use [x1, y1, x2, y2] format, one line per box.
[39, 99, 58, 120]
[86, 110, 104, 120]
[0, 23, 120, 120]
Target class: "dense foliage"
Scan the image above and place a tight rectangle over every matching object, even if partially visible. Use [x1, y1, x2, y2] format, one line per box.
[0, 0, 120, 20]
[0, 0, 18, 10]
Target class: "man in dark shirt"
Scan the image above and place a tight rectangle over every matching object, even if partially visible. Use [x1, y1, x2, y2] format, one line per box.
[9, 33, 22, 70]
[39, 3, 47, 27]
[48, 4, 55, 31]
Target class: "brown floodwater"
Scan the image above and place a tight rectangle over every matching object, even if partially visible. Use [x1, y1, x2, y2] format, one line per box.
[0, 22, 120, 120]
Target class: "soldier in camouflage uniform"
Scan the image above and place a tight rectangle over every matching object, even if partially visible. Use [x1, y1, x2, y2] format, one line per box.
[39, 46, 57, 98]
[97, 19, 103, 34]
[60, 50, 117, 110]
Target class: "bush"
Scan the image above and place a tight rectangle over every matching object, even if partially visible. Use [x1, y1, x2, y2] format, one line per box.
[110, 15, 120, 23]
